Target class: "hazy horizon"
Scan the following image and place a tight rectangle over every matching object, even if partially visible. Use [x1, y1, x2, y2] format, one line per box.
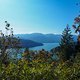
[14, 33, 78, 35]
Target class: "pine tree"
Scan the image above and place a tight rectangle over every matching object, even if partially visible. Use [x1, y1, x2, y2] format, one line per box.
[60, 24, 74, 47]
[60, 24, 74, 61]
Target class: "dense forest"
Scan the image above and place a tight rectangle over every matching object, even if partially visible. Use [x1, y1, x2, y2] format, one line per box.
[0, 15, 80, 80]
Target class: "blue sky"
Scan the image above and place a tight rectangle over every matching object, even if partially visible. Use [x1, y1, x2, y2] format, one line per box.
[0, 0, 80, 34]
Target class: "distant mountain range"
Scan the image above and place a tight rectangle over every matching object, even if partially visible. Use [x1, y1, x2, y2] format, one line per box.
[15, 33, 77, 43]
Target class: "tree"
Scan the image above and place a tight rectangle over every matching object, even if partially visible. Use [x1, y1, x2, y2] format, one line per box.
[60, 24, 74, 61]
[0, 21, 20, 65]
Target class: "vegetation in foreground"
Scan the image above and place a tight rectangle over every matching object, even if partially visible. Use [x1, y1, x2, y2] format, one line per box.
[0, 17, 80, 80]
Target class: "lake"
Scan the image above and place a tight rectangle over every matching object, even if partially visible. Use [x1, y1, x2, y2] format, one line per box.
[8, 43, 59, 59]
[30, 43, 59, 51]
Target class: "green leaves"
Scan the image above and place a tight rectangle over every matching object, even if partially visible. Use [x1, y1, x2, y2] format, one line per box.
[0, 60, 55, 80]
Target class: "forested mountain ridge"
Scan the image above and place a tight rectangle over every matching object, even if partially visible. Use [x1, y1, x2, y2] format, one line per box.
[15, 33, 77, 43]
[20, 39, 43, 48]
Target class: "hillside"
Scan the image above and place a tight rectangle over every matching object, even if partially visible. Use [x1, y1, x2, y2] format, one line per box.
[15, 33, 77, 43]
[20, 39, 43, 48]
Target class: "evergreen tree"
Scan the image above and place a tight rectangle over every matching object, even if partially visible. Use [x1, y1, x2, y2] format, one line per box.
[60, 24, 74, 61]
[60, 24, 74, 47]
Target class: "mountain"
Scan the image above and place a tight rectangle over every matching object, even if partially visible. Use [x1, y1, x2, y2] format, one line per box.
[15, 33, 77, 43]
[20, 39, 43, 48]
[15, 33, 62, 43]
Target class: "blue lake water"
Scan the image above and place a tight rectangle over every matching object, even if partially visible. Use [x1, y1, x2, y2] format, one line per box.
[7, 43, 59, 59]
[30, 43, 59, 51]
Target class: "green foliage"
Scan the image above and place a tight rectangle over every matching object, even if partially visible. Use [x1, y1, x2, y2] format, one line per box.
[60, 24, 74, 61]
[0, 55, 80, 80]
[0, 60, 57, 80]
[0, 21, 80, 80]
[0, 21, 20, 64]
[54, 54, 80, 80]
[60, 25, 74, 47]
